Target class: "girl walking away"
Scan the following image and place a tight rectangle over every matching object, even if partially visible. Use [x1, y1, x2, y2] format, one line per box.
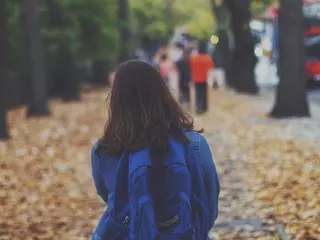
[176, 46, 192, 111]
[190, 41, 214, 114]
[91, 60, 220, 240]
[158, 53, 176, 86]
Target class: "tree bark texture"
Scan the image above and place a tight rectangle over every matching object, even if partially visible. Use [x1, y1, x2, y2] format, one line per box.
[22, 0, 50, 117]
[270, 0, 310, 118]
[211, 0, 233, 87]
[225, 0, 259, 94]
[46, 0, 81, 102]
[0, 0, 9, 139]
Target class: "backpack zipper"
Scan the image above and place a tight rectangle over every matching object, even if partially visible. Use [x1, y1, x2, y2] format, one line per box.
[123, 216, 130, 226]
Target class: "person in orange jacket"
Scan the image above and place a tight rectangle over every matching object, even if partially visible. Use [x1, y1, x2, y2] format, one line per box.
[190, 41, 214, 114]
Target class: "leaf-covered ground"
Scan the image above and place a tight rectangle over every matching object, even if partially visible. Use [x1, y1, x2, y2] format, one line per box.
[0, 89, 108, 239]
[0, 87, 319, 239]
[202, 90, 320, 240]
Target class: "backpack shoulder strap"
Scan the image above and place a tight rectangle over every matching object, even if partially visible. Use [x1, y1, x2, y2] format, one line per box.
[128, 149, 152, 192]
[162, 138, 186, 166]
[128, 148, 158, 240]
[129, 149, 152, 174]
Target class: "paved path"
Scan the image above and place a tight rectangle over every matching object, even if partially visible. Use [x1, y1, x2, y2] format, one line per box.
[193, 103, 276, 240]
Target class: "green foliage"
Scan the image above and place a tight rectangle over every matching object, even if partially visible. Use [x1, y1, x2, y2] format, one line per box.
[7, 0, 217, 73]
[119, 0, 214, 51]
[131, 0, 171, 40]
[42, 0, 119, 61]
[175, 0, 214, 39]
[7, 0, 119, 73]
[131, 0, 215, 41]
[58, 0, 119, 60]
[251, 0, 279, 19]
[186, 8, 215, 39]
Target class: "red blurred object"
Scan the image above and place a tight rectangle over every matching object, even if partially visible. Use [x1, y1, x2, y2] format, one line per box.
[305, 26, 320, 36]
[304, 0, 320, 82]
[306, 60, 320, 77]
[266, 5, 279, 21]
[266, 0, 320, 84]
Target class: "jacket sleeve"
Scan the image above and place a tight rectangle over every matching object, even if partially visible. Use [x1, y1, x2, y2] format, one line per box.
[198, 135, 220, 225]
[91, 143, 109, 204]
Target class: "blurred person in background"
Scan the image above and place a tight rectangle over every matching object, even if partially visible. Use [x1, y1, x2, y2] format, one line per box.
[210, 38, 225, 89]
[190, 41, 214, 114]
[134, 48, 151, 64]
[153, 42, 169, 68]
[159, 53, 176, 87]
[176, 43, 192, 111]
[171, 41, 184, 63]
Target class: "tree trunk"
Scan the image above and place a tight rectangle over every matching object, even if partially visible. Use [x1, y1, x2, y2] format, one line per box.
[0, 0, 9, 139]
[57, 40, 81, 102]
[226, 0, 259, 94]
[22, 0, 50, 117]
[211, 0, 233, 87]
[47, 0, 81, 102]
[92, 61, 109, 85]
[118, 0, 130, 63]
[269, 0, 310, 118]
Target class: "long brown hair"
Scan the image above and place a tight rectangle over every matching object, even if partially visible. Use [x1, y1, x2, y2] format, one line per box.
[98, 60, 200, 160]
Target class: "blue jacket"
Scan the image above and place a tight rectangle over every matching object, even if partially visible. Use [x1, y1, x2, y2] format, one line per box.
[91, 131, 220, 231]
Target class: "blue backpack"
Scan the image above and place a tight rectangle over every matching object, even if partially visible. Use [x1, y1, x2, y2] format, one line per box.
[93, 138, 210, 240]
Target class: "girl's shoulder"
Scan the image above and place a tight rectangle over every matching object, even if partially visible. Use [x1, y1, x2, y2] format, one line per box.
[91, 141, 117, 161]
[91, 132, 208, 160]
[185, 131, 207, 149]
[92, 141, 99, 153]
